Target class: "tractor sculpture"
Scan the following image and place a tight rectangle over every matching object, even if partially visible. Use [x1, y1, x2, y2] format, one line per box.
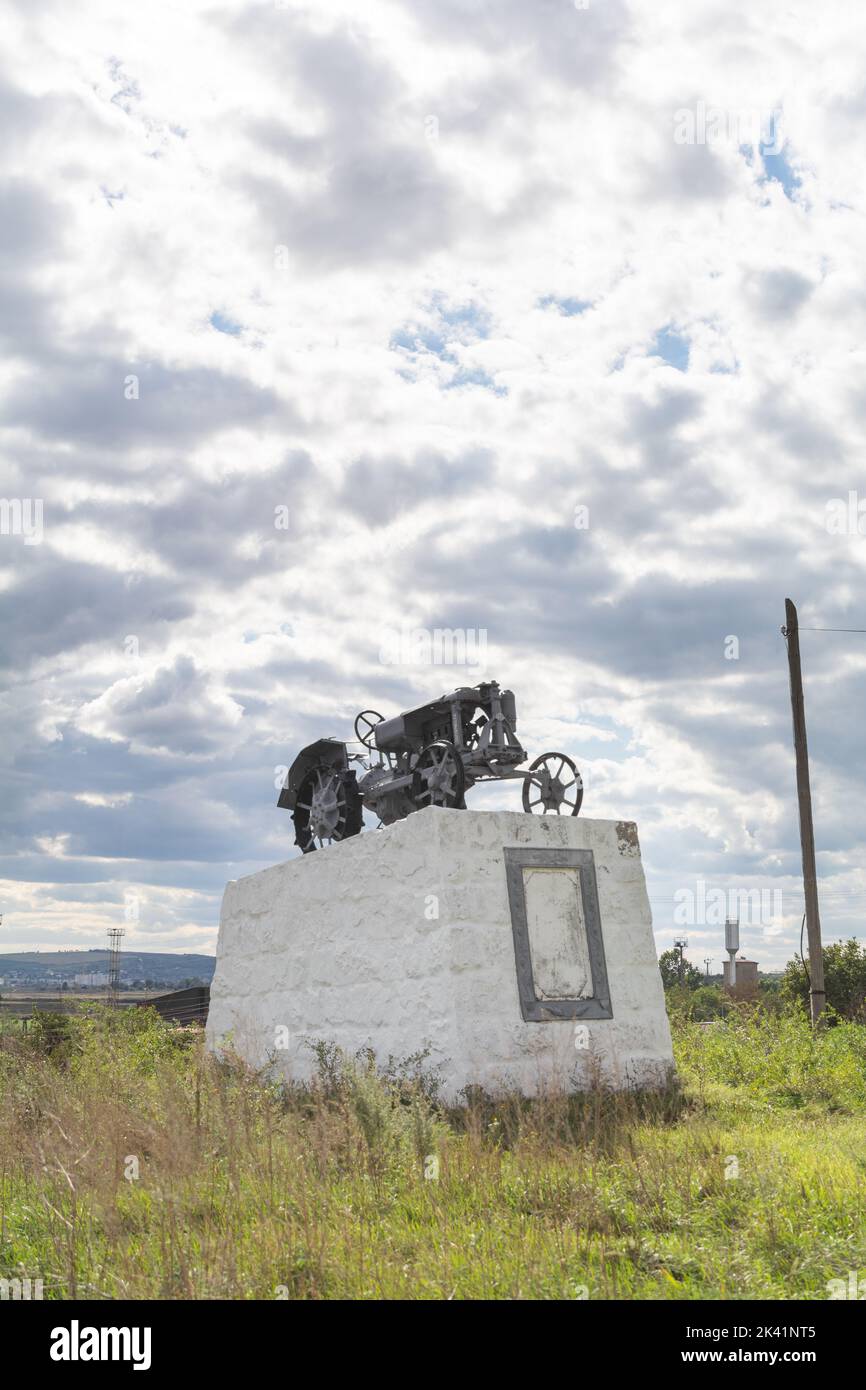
[278, 681, 583, 853]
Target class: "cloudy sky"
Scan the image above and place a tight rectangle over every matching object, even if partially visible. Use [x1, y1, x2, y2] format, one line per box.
[2, 0, 865, 971]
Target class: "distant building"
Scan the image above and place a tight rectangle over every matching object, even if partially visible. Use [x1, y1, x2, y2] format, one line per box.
[725, 957, 759, 999]
[73, 972, 110, 987]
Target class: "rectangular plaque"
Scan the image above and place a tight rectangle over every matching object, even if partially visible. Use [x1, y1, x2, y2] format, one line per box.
[504, 847, 613, 1021]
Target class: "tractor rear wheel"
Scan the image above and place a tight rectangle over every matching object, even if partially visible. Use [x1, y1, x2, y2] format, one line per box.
[293, 766, 363, 853]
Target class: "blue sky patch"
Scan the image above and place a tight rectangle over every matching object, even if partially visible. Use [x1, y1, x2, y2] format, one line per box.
[390, 298, 498, 390]
[389, 325, 452, 359]
[445, 366, 507, 395]
[742, 141, 802, 201]
[651, 326, 689, 372]
[430, 296, 491, 339]
[390, 297, 491, 362]
[539, 295, 592, 316]
[210, 310, 242, 337]
[760, 146, 801, 200]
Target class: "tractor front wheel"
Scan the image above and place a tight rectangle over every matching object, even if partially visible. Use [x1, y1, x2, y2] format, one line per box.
[522, 752, 583, 816]
[411, 741, 466, 810]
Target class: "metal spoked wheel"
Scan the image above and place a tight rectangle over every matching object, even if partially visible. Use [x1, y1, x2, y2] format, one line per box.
[353, 710, 384, 750]
[411, 740, 466, 810]
[293, 765, 363, 853]
[522, 752, 583, 816]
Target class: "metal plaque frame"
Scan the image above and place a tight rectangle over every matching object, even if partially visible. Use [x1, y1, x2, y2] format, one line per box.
[504, 847, 613, 1021]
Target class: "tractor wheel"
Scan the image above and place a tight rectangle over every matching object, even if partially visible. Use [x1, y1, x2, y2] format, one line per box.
[293, 766, 363, 853]
[522, 752, 583, 816]
[411, 740, 466, 810]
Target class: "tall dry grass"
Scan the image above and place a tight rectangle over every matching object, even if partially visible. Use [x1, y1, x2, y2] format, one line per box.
[1, 1004, 865, 1299]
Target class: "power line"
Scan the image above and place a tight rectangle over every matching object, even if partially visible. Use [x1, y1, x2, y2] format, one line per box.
[798, 626, 866, 633]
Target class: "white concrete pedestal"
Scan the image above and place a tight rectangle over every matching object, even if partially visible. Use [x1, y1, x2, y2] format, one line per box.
[206, 809, 673, 1098]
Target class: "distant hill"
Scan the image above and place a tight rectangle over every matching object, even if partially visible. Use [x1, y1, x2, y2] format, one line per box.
[0, 950, 215, 986]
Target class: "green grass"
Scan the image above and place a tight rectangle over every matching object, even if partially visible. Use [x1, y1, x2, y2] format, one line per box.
[1, 1004, 865, 1300]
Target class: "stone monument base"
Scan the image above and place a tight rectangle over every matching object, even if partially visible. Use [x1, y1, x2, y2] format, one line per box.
[206, 809, 674, 1098]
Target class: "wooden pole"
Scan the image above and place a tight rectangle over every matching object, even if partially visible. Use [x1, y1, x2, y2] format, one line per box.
[783, 599, 825, 1024]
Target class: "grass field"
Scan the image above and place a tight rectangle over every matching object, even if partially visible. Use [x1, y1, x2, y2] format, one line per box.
[1, 1004, 865, 1300]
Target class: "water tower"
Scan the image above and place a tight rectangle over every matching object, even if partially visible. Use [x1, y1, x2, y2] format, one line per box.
[723, 917, 739, 989]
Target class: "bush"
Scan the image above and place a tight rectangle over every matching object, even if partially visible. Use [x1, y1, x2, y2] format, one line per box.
[781, 938, 866, 1021]
[306, 1041, 447, 1174]
[688, 985, 730, 1021]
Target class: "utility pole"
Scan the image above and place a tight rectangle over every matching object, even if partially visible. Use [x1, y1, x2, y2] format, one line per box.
[782, 599, 826, 1024]
[704, 957, 712, 980]
[673, 936, 688, 985]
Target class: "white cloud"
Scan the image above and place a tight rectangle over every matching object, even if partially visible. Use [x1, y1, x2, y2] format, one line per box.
[1, 0, 865, 968]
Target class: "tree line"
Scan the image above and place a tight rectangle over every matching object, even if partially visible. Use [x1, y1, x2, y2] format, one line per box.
[658, 938, 866, 1022]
